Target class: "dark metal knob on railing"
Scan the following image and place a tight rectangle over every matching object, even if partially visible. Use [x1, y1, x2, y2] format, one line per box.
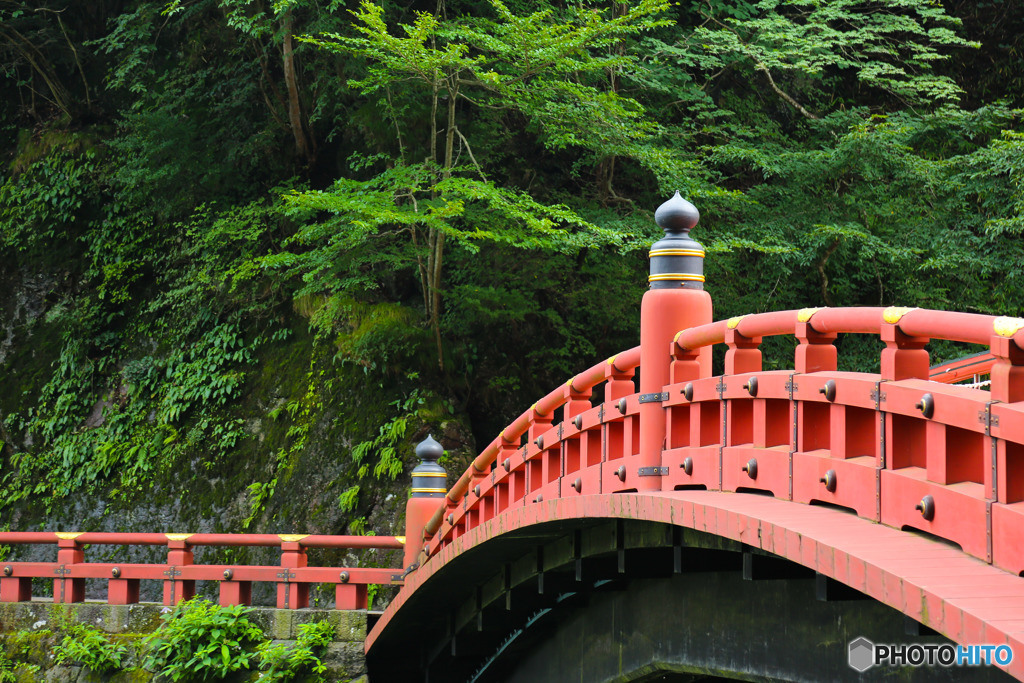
[820, 469, 837, 492]
[915, 495, 935, 521]
[339, 571, 350, 583]
[682, 457, 693, 476]
[616, 465, 627, 482]
[916, 393, 934, 419]
[446, 514, 455, 526]
[574, 415, 582, 430]
[683, 383, 694, 401]
[473, 485, 481, 497]
[223, 569, 233, 580]
[111, 567, 121, 578]
[535, 435, 544, 450]
[3, 565, 12, 577]
[617, 398, 628, 415]
[745, 377, 758, 397]
[503, 458, 511, 472]
[535, 494, 543, 503]
[742, 458, 758, 479]
[819, 379, 836, 402]
[572, 478, 582, 493]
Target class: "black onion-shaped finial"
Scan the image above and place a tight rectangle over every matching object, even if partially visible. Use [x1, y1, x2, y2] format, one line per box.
[654, 191, 699, 235]
[415, 434, 444, 463]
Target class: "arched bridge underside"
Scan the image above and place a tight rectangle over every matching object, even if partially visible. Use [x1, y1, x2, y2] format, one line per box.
[368, 492, 1018, 682]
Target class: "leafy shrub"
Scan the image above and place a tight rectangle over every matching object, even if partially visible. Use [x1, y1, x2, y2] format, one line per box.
[143, 597, 264, 681]
[53, 621, 128, 673]
[256, 620, 335, 681]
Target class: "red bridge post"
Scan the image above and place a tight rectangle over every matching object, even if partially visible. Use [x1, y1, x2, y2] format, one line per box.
[163, 535, 195, 605]
[54, 533, 84, 603]
[403, 435, 447, 570]
[638, 193, 712, 491]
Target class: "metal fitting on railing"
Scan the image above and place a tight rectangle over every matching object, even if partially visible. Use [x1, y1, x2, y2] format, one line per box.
[915, 495, 935, 521]
[916, 393, 935, 418]
[742, 459, 758, 480]
[819, 379, 836, 402]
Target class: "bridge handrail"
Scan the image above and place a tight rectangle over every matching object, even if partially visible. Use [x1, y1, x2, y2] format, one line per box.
[0, 532, 404, 549]
[673, 306, 1024, 351]
[0, 532, 404, 608]
[422, 346, 641, 541]
[420, 305, 1024, 567]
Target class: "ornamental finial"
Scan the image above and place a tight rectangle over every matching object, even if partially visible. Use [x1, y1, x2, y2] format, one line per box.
[654, 191, 699, 235]
[415, 434, 444, 463]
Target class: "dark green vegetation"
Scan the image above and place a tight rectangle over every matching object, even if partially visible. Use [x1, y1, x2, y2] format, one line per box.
[1, 0, 1022, 563]
[0, 598, 357, 680]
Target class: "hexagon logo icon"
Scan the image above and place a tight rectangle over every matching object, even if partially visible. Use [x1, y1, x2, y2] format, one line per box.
[848, 637, 875, 672]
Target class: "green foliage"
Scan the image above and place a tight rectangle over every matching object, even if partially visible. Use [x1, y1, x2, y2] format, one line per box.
[691, 0, 977, 110]
[3, 0, 1024, 565]
[0, 147, 100, 256]
[53, 622, 128, 673]
[143, 597, 264, 681]
[0, 652, 15, 683]
[0, 629, 49, 681]
[256, 620, 334, 681]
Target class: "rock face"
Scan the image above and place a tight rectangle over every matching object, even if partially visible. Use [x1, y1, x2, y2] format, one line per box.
[0, 602, 370, 682]
[0, 259, 475, 608]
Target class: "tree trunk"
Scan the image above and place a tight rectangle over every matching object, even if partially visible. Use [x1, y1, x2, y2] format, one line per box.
[282, 10, 316, 166]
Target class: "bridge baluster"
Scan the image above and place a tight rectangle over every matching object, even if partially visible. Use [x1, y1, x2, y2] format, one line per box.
[277, 541, 309, 609]
[528, 407, 553, 502]
[108, 569, 141, 606]
[494, 438, 518, 514]
[219, 573, 252, 607]
[990, 319, 1024, 573]
[563, 383, 592, 490]
[880, 307, 930, 381]
[724, 321, 761, 375]
[163, 537, 195, 606]
[794, 310, 836, 373]
[0, 568, 31, 603]
[990, 320, 1024, 404]
[53, 535, 84, 604]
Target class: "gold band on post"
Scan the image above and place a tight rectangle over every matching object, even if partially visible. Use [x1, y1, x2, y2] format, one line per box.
[649, 248, 706, 258]
[648, 273, 705, 283]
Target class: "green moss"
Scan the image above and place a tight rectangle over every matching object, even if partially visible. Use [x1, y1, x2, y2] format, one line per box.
[0, 314, 64, 427]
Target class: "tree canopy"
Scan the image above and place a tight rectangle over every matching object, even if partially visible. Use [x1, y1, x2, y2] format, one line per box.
[1, 0, 1023, 525]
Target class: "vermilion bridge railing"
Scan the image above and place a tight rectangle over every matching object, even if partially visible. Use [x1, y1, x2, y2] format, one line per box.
[0, 532, 404, 608]
[414, 306, 1024, 578]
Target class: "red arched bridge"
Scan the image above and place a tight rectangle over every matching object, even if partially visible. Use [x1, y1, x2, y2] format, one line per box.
[2, 194, 1023, 682]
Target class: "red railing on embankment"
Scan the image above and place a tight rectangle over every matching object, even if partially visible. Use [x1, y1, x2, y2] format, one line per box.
[0, 532, 404, 609]
[417, 306, 1024, 577]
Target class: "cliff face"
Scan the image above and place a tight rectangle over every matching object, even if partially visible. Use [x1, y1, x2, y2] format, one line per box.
[0, 257, 475, 607]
